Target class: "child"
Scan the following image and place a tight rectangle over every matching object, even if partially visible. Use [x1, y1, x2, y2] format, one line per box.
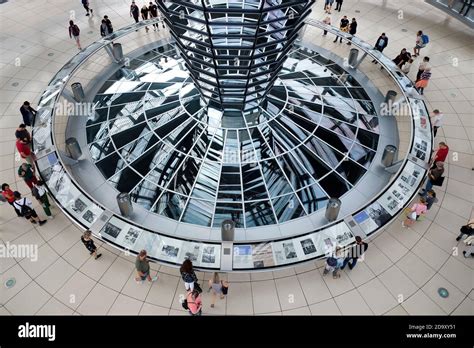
[402, 198, 427, 227]
[32, 180, 53, 219]
[415, 67, 431, 95]
[81, 230, 102, 259]
[402, 58, 414, 74]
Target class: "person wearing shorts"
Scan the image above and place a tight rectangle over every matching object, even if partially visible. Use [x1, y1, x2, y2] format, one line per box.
[135, 250, 158, 283]
[13, 191, 47, 226]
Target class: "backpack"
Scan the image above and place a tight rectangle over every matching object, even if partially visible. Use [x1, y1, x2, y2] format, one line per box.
[421, 34, 429, 45]
[15, 198, 34, 217]
[71, 25, 80, 37]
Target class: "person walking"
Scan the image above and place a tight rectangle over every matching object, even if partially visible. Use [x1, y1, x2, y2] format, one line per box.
[100, 19, 111, 37]
[432, 142, 449, 167]
[68, 20, 82, 50]
[81, 0, 93, 16]
[135, 250, 158, 284]
[18, 163, 38, 190]
[141, 4, 150, 32]
[335, 0, 343, 12]
[324, 0, 334, 14]
[419, 161, 444, 196]
[1, 183, 22, 217]
[13, 191, 47, 226]
[413, 30, 427, 57]
[149, 2, 159, 30]
[186, 289, 203, 316]
[415, 67, 431, 95]
[456, 218, 474, 241]
[416, 57, 431, 82]
[208, 272, 228, 308]
[340, 236, 368, 270]
[32, 180, 53, 219]
[180, 259, 198, 292]
[347, 18, 357, 45]
[402, 198, 427, 228]
[392, 48, 411, 69]
[130, 1, 140, 23]
[430, 109, 444, 138]
[322, 16, 331, 36]
[372, 33, 388, 63]
[20, 101, 37, 127]
[333, 15, 349, 43]
[81, 230, 102, 259]
[323, 246, 344, 278]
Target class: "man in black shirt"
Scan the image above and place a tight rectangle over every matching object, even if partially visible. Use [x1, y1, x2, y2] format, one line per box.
[20, 101, 37, 127]
[130, 1, 140, 23]
[149, 2, 159, 30]
[333, 15, 349, 43]
[372, 33, 388, 64]
[347, 18, 357, 45]
[341, 236, 368, 270]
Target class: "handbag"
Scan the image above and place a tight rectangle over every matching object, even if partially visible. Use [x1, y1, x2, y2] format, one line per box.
[407, 211, 417, 220]
[194, 282, 202, 294]
[431, 176, 445, 187]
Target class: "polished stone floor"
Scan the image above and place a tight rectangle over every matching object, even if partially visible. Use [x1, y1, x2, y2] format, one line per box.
[0, 0, 472, 315]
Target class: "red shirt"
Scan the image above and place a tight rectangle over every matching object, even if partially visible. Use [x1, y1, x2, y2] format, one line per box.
[16, 140, 31, 157]
[1, 188, 15, 203]
[434, 146, 449, 163]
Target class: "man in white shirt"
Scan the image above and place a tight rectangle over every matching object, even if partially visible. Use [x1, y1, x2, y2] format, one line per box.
[416, 57, 431, 82]
[430, 109, 444, 138]
[13, 191, 47, 226]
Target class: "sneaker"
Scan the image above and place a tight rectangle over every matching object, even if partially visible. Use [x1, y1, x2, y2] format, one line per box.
[136, 280, 144, 284]
[333, 273, 341, 279]
[456, 236, 461, 241]
[48, 215, 54, 219]
[348, 264, 354, 270]
[39, 220, 47, 226]
[402, 221, 406, 228]
[90, 9, 93, 14]
[95, 253, 102, 260]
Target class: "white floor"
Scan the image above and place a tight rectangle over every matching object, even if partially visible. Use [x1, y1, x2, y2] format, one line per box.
[0, 0, 473, 316]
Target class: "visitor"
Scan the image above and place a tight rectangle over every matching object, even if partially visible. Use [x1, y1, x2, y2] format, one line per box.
[335, 0, 344, 12]
[13, 191, 47, 226]
[324, 0, 334, 14]
[402, 58, 414, 74]
[18, 163, 38, 190]
[81, 230, 102, 259]
[416, 57, 431, 82]
[372, 33, 388, 64]
[208, 272, 228, 308]
[419, 161, 444, 196]
[100, 20, 111, 37]
[402, 198, 427, 228]
[15, 124, 31, 144]
[323, 246, 344, 279]
[68, 20, 82, 50]
[430, 109, 444, 138]
[347, 18, 357, 45]
[130, 1, 140, 23]
[456, 218, 474, 241]
[392, 48, 411, 69]
[141, 4, 150, 32]
[16, 137, 35, 166]
[104, 16, 113, 33]
[186, 289, 203, 316]
[149, 2, 159, 30]
[415, 67, 431, 95]
[333, 15, 349, 43]
[340, 236, 368, 270]
[432, 142, 449, 167]
[322, 16, 331, 36]
[413, 30, 426, 57]
[32, 180, 53, 219]
[135, 249, 158, 283]
[20, 101, 37, 127]
[425, 190, 437, 210]
[1, 183, 22, 217]
[180, 259, 198, 292]
[81, 0, 93, 16]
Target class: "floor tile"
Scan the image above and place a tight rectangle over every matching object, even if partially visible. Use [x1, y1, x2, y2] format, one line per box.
[76, 283, 118, 315]
[309, 298, 341, 315]
[36, 297, 74, 315]
[5, 281, 50, 315]
[358, 278, 398, 315]
[139, 302, 170, 315]
[297, 270, 332, 305]
[54, 271, 96, 310]
[334, 289, 373, 315]
[225, 282, 254, 315]
[108, 294, 143, 315]
[251, 280, 281, 314]
[396, 251, 436, 288]
[401, 290, 446, 315]
[36, 257, 76, 294]
[274, 276, 307, 311]
[422, 273, 466, 314]
[144, 273, 179, 308]
[99, 257, 134, 292]
[438, 256, 473, 294]
[378, 265, 419, 301]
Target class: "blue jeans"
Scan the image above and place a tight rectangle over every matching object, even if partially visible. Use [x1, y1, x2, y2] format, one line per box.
[341, 257, 358, 269]
[424, 179, 434, 193]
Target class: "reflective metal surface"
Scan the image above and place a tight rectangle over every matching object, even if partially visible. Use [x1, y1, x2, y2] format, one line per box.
[87, 42, 380, 228]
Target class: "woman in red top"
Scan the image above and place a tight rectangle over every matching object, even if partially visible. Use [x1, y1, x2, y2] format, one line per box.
[432, 142, 449, 167]
[1, 183, 22, 217]
[186, 289, 202, 316]
[16, 139, 36, 166]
